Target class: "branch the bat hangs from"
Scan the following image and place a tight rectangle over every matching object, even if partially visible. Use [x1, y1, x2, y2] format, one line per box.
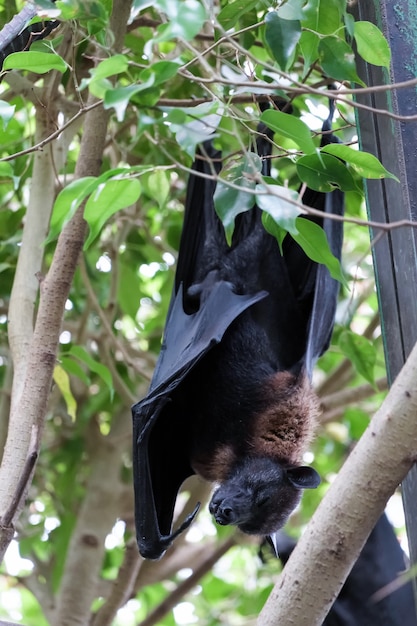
[273, 514, 417, 626]
[132, 102, 344, 559]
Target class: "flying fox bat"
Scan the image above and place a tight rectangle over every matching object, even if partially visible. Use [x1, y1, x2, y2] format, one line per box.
[132, 107, 344, 559]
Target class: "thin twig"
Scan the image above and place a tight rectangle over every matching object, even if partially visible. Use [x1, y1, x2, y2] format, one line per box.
[91, 540, 142, 626]
[0, 100, 102, 162]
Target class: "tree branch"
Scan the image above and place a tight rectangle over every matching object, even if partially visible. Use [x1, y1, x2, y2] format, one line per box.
[258, 339, 417, 625]
[320, 377, 387, 423]
[0, 68, 62, 560]
[91, 540, 142, 626]
[53, 412, 131, 625]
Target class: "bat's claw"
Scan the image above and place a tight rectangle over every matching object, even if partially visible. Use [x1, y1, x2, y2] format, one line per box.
[174, 501, 201, 536]
[267, 532, 279, 558]
[137, 503, 201, 560]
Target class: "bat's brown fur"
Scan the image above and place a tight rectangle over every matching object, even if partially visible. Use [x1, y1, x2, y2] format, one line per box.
[192, 444, 237, 482]
[250, 371, 319, 465]
[191, 371, 318, 482]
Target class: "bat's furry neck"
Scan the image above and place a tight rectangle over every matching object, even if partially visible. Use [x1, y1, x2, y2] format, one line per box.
[250, 370, 319, 466]
[191, 371, 319, 482]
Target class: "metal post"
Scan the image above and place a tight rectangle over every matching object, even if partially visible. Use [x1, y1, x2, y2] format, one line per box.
[353, 0, 417, 604]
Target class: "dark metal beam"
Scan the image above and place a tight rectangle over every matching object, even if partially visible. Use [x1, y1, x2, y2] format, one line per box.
[353, 0, 417, 603]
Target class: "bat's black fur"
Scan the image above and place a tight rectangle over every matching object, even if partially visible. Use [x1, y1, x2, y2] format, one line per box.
[132, 108, 344, 559]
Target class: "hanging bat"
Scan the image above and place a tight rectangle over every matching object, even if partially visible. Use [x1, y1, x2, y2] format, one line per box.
[132, 107, 344, 559]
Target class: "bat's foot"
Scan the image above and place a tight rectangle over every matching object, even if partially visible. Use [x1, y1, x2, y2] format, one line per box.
[137, 502, 201, 560]
[174, 501, 201, 536]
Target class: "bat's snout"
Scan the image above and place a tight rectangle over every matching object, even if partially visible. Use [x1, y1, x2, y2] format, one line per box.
[210, 499, 239, 525]
[209, 490, 249, 526]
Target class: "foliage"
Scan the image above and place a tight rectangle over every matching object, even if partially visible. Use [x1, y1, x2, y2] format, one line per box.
[0, 1, 395, 625]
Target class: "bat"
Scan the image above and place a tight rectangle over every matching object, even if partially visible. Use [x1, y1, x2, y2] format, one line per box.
[132, 105, 344, 559]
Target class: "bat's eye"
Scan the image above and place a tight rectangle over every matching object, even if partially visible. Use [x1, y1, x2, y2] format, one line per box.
[257, 495, 271, 508]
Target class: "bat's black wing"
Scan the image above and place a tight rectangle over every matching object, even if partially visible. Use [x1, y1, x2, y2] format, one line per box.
[304, 105, 344, 376]
[132, 113, 344, 560]
[301, 188, 344, 378]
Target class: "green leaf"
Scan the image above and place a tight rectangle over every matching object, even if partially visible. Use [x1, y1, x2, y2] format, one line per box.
[256, 184, 301, 235]
[3, 51, 66, 73]
[261, 212, 287, 252]
[302, 0, 342, 35]
[142, 170, 170, 208]
[214, 154, 261, 244]
[57, 0, 109, 21]
[35, 0, 58, 8]
[319, 37, 365, 86]
[47, 177, 98, 244]
[291, 217, 346, 285]
[264, 12, 301, 71]
[90, 54, 129, 80]
[277, 0, 304, 20]
[84, 178, 142, 248]
[322, 144, 399, 181]
[103, 80, 155, 121]
[170, 103, 222, 156]
[164, 109, 188, 125]
[239, 6, 258, 49]
[214, 179, 255, 245]
[117, 262, 141, 320]
[296, 153, 358, 192]
[345, 406, 370, 440]
[171, 124, 215, 157]
[53, 365, 77, 421]
[140, 60, 181, 87]
[354, 21, 391, 68]
[0, 262, 12, 273]
[69, 345, 114, 399]
[260, 109, 316, 154]
[154, 0, 206, 42]
[217, 0, 260, 30]
[0, 160, 13, 178]
[338, 330, 376, 385]
[344, 12, 355, 38]
[60, 356, 90, 386]
[101, 60, 181, 110]
[0, 100, 15, 129]
[299, 30, 320, 76]
[84, 55, 130, 97]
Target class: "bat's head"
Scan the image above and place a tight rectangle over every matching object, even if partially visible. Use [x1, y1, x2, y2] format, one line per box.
[208, 456, 320, 535]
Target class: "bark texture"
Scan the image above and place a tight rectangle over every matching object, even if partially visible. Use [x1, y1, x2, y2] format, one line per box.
[258, 339, 417, 626]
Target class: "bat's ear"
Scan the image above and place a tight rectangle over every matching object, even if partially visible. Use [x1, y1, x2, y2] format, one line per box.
[286, 466, 321, 489]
